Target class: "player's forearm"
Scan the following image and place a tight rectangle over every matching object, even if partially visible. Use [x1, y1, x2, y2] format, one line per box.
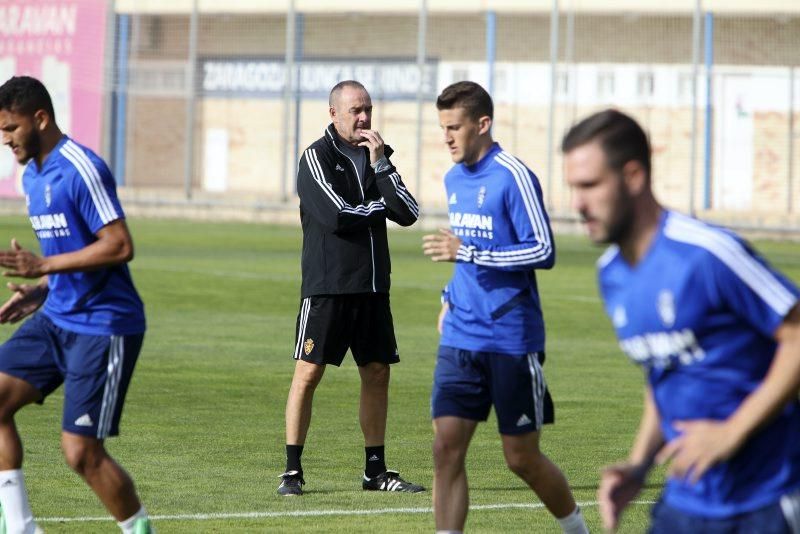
[459, 241, 555, 271]
[724, 313, 800, 451]
[40, 236, 133, 275]
[628, 387, 665, 470]
[375, 173, 419, 227]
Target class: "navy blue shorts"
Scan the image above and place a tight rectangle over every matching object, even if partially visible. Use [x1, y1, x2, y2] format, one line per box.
[0, 313, 144, 438]
[431, 346, 554, 435]
[649, 498, 793, 534]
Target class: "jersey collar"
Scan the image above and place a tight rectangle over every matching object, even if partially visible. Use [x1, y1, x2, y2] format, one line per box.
[463, 142, 501, 174]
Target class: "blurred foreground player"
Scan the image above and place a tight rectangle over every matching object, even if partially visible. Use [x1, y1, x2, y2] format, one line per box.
[0, 76, 153, 533]
[563, 109, 800, 533]
[423, 81, 588, 534]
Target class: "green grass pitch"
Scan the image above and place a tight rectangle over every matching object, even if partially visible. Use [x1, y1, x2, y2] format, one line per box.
[0, 215, 798, 533]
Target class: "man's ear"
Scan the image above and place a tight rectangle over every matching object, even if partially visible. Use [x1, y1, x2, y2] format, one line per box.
[622, 160, 647, 196]
[477, 115, 492, 136]
[329, 106, 336, 121]
[33, 109, 51, 132]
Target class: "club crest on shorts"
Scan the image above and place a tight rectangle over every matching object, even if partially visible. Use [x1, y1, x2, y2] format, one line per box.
[658, 290, 676, 327]
[303, 338, 315, 355]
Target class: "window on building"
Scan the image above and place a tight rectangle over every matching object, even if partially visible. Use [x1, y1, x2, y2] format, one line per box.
[637, 72, 655, 98]
[557, 71, 570, 96]
[678, 72, 695, 101]
[597, 71, 615, 99]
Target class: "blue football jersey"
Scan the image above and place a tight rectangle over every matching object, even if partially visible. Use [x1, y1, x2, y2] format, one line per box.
[598, 210, 800, 517]
[21, 136, 145, 336]
[441, 143, 554, 355]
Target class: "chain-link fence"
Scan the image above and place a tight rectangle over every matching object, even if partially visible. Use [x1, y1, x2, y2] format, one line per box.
[1, 1, 798, 229]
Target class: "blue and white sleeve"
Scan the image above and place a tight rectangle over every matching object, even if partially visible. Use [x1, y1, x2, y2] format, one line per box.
[62, 145, 124, 234]
[707, 239, 799, 338]
[456, 159, 554, 271]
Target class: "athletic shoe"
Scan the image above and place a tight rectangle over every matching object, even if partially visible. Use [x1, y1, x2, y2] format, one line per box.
[277, 470, 305, 496]
[362, 470, 424, 493]
[133, 517, 155, 534]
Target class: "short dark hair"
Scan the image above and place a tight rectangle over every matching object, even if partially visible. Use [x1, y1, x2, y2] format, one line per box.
[0, 76, 56, 119]
[436, 81, 493, 122]
[329, 80, 368, 107]
[561, 109, 651, 179]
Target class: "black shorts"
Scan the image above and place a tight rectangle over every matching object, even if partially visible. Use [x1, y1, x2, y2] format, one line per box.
[293, 293, 400, 367]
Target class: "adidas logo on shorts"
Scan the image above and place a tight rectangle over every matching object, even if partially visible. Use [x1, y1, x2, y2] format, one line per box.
[516, 414, 532, 427]
[74, 414, 94, 427]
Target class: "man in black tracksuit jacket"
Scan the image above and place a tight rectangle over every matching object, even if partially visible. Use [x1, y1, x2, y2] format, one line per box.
[278, 80, 424, 496]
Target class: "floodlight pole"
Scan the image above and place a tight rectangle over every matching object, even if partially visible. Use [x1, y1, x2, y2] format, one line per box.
[789, 66, 795, 214]
[689, 0, 701, 217]
[281, 0, 296, 203]
[183, 0, 199, 200]
[545, 0, 559, 211]
[415, 0, 428, 208]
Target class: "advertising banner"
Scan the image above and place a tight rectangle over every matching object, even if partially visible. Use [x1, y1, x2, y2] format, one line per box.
[0, 0, 108, 197]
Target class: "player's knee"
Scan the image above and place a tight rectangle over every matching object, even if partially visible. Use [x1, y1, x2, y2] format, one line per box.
[0, 377, 40, 422]
[361, 363, 390, 388]
[505, 447, 547, 479]
[61, 437, 104, 475]
[0, 400, 19, 423]
[432, 436, 467, 469]
[292, 365, 324, 391]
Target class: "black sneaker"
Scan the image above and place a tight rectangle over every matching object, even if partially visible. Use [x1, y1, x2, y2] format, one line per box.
[277, 470, 305, 496]
[362, 470, 424, 493]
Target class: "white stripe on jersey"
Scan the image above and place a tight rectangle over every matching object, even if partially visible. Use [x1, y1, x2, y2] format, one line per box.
[779, 489, 800, 534]
[305, 149, 344, 209]
[495, 152, 551, 246]
[387, 172, 419, 217]
[665, 212, 797, 316]
[98, 336, 124, 438]
[60, 141, 119, 224]
[461, 152, 552, 268]
[305, 149, 385, 217]
[597, 245, 620, 269]
[293, 298, 311, 360]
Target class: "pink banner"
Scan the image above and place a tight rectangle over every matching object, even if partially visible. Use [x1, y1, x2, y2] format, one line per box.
[0, 0, 108, 197]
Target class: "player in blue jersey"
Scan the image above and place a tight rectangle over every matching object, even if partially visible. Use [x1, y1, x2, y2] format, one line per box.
[0, 77, 153, 533]
[422, 81, 588, 534]
[562, 109, 800, 533]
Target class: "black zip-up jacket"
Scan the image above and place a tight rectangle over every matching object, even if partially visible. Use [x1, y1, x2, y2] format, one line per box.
[297, 124, 419, 298]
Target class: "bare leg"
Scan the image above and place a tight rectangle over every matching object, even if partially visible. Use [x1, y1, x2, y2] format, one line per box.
[433, 416, 478, 531]
[501, 431, 577, 518]
[61, 432, 141, 521]
[285, 359, 326, 445]
[357, 362, 390, 447]
[0, 373, 40, 470]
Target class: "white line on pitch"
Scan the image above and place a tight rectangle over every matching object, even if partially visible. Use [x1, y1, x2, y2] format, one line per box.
[38, 500, 657, 523]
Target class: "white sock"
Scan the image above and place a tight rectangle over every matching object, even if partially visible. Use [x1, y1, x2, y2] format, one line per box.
[117, 506, 148, 533]
[0, 469, 37, 534]
[557, 506, 589, 534]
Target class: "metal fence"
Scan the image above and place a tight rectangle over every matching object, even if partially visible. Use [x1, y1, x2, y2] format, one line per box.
[4, 1, 798, 228]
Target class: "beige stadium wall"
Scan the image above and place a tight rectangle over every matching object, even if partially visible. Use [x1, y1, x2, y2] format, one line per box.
[123, 96, 798, 216]
[119, 11, 800, 220]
